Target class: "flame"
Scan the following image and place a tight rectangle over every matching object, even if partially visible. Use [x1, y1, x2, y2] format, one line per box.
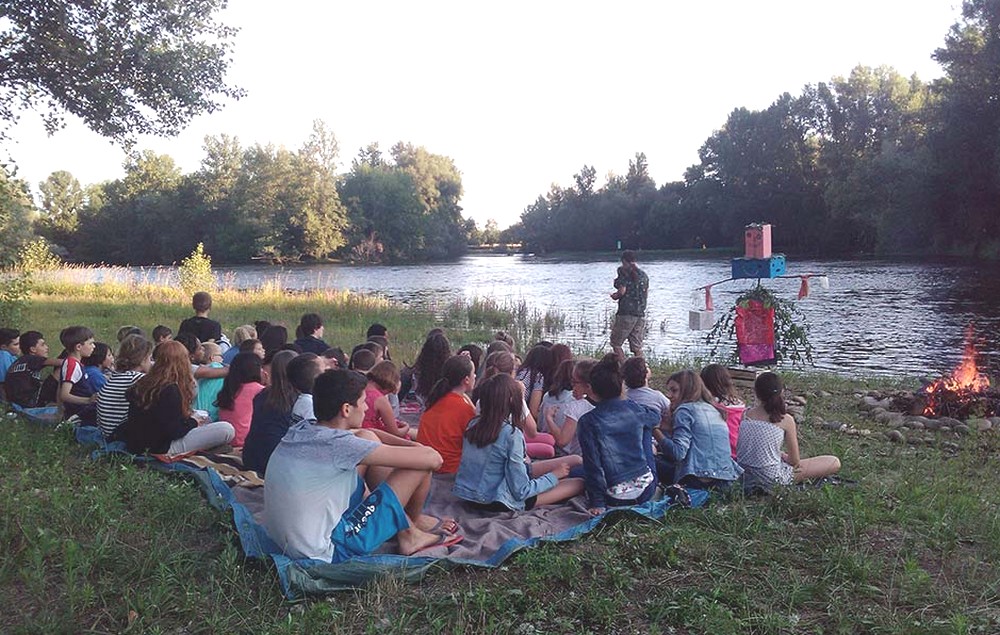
[922, 325, 990, 415]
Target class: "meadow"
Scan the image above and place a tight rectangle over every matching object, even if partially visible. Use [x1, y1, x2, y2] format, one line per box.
[2, 279, 999, 634]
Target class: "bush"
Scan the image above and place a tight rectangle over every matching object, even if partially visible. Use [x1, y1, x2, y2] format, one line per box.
[178, 243, 216, 294]
[15, 239, 61, 272]
[0, 272, 32, 326]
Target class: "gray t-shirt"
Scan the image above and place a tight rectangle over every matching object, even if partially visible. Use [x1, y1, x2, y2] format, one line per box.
[291, 393, 315, 424]
[264, 422, 379, 560]
[626, 386, 670, 417]
[557, 398, 595, 456]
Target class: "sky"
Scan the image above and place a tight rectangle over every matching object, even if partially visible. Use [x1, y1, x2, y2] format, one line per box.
[6, 1, 964, 229]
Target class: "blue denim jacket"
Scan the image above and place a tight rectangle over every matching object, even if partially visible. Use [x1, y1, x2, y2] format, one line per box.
[453, 418, 558, 511]
[577, 398, 658, 509]
[659, 401, 743, 483]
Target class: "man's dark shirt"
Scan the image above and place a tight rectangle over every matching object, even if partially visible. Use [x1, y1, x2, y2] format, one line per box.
[178, 316, 222, 343]
[613, 266, 649, 317]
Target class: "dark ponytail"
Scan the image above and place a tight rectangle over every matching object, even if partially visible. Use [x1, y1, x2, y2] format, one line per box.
[754, 372, 786, 423]
[426, 355, 474, 409]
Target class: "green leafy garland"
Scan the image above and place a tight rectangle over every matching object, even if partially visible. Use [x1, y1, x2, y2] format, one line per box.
[706, 283, 814, 367]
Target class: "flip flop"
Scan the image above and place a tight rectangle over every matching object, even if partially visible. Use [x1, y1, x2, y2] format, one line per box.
[412, 532, 463, 554]
[428, 517, 461, 535]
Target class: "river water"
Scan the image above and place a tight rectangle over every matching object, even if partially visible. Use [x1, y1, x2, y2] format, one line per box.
[75, 254, 1000, 377]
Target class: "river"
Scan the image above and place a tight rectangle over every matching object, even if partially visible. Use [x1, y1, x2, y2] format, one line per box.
[73, 254, 1000, 377]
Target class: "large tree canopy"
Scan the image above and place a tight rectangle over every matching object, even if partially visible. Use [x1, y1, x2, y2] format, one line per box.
[0, 0, 243, 144]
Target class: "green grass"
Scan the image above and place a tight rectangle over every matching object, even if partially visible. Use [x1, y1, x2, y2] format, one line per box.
[4, 282, 1000, 633]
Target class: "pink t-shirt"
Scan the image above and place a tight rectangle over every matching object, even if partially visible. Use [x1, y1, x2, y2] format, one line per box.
[218, 382, 265, 447]
[362, 384, 391, 431]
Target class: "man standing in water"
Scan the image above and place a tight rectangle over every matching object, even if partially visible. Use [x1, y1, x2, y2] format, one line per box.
[610, 250, 649, 358]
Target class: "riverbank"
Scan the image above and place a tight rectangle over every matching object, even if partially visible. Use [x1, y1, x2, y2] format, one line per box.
[4, 285, 1000, 633]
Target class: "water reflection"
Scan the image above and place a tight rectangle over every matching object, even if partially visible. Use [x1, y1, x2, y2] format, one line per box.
[67, 254, 1000, 377]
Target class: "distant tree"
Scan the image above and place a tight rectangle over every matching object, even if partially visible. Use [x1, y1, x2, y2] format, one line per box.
[0, 0, 243, 145]
[0, 169, 36, 265]
[36, 170, 84, 250]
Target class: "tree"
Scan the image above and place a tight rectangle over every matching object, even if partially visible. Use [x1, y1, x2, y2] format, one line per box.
[0, 168, 35, 265]
[36, 170, 84, 250]
[0, 0, 243, 145]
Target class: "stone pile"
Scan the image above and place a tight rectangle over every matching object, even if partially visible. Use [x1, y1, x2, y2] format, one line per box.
[855, 390, 1000, 450]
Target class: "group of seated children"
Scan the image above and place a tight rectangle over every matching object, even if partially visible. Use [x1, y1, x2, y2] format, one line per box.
[0, 293, 842, 564]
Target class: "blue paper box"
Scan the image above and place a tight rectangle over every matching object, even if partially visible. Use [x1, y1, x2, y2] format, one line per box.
[731, 254, 786, 279]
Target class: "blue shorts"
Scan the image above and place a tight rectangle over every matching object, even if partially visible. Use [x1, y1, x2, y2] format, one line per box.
[330, 478, 410, 563]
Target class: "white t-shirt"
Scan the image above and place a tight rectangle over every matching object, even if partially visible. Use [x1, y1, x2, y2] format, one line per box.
[626, 386, 670, 416]
[556, 397, 594, 456]
[264, 422, 379, 560]
[539, 389, 575, 433]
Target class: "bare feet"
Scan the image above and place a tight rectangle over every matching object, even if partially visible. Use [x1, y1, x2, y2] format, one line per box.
[397, 527, 458, 555]
[415, 514, 460, 534]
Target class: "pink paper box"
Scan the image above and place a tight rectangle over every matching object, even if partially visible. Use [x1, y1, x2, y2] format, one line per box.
[744, 223, 772, 259]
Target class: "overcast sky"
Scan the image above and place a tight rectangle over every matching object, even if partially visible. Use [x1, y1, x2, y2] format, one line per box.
[6, 1, 963, 228]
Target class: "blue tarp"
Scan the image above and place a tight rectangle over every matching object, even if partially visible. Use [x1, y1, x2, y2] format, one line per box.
[72, 421, 709, 600]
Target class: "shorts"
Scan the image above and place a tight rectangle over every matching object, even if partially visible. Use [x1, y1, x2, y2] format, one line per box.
[610, 315, 645, 353]
[469, 496, 537, 512]
[330, 478, 410, 563]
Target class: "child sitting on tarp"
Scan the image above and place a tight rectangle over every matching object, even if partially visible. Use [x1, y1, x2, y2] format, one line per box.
[264, 369, 463, 561]
[578, 354, 659, 516]
[454, 373, 583, 512]
[57, 326, 99, 425]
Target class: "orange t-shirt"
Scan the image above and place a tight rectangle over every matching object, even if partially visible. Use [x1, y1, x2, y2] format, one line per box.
[416, 391, 476, 474]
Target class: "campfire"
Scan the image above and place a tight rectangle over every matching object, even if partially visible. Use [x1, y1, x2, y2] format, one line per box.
[921, 326, 998, 420]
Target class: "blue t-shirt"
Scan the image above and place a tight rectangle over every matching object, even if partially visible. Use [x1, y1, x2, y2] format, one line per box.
[84, 366, 108, 393]
[0, 349, 15, 383]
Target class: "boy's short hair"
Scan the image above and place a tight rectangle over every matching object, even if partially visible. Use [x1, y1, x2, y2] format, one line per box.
[299, 313, 323, 336]
[173, 331, 200, 355]
[366, 323, 387, 338]
[152, 325, 173, 342]
[349, 348, 376, 372]
[60, 326, 94, 350]
[287, 353, 323, 394]
[192, 291, 213, 312]
[19, 331, 44, 354]
[313, 369, 368, 422]
[321, 347, 348, 369]
[622, 357, 648, 389]
[239, 338, 261, 353]
[202, 342, 222, 359]
[116, 325, 144, 342]
[0, 328, 19, 347]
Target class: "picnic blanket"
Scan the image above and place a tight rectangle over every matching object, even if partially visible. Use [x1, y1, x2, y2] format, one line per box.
[70, 422, 709, 599]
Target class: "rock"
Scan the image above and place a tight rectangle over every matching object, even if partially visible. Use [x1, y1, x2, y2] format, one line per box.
[819, 390, 832, 398]
[885, 430, 905, 443]
[793, 413, 805, 425]
[942, 441, 960, 452]
[905, 419, 925, 430]
[906, 436, 923, 445]
[955, 424, 971, 436]
[875, 410, 894, 424]
[787, 405, 805, 416]
[938, 416, 963, 428]
[822, 420, 846, 431]
[922, 418, 941, 431]
[977, 419, 993, 432]
[938, 426, 951, 434]
[924, 436, 937, 445]
[788, 395, 808, 406]
[988, 416, 1000, 427]
[887, 418, 905, 429]
[808, 417, 825, 427]
[862, 396, 882, 409]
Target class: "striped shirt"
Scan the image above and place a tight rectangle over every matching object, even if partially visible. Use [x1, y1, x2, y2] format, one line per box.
[97, 370, 144, 439]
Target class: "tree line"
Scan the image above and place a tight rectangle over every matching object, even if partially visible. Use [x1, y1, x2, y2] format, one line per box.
[508, 0, 1000, 258]
[0, 122, 474, 265]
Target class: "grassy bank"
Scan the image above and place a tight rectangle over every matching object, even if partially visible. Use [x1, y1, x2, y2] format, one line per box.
[3, 284, 1000, 633]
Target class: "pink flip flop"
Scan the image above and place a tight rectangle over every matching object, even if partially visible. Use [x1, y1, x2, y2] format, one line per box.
[412, 532, 464, 554]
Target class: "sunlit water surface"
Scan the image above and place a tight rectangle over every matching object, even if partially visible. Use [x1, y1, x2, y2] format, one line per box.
[75, 254, 1000, 377]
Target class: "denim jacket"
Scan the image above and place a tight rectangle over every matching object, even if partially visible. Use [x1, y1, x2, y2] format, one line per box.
[453, 418, 558, 511]
[577, 398, 658, 509]
[659, 401, 744, 483]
